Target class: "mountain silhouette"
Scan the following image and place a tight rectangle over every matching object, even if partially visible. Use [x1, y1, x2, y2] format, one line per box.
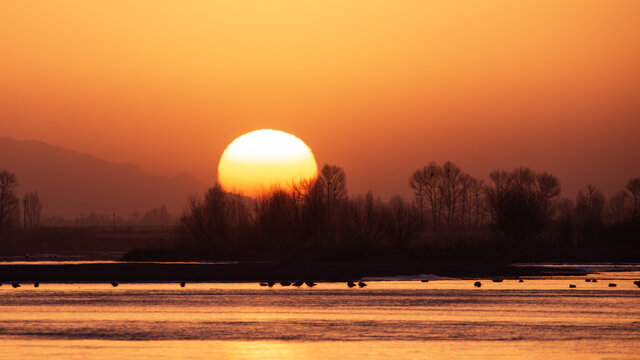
[0, 137, 208, 218]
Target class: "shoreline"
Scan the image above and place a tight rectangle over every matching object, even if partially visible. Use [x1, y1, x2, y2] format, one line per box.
[0, 261, 599, 283]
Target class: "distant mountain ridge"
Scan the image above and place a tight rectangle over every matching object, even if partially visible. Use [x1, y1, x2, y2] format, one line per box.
[0, 137, 208, 218]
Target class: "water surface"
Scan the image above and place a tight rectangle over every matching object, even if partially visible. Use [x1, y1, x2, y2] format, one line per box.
[1, 278, 639, 359]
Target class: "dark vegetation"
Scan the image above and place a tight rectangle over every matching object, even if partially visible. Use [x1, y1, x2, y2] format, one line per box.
[129, 163, 639, 262]
[0, 170, 174, 259]
[1, 164, 639, 262]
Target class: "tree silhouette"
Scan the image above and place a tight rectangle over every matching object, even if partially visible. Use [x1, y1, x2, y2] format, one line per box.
[486, 167, 561, 238]
[408, 169, 427, 223]
[318, 164, 347, 206]
[384, 196, 421, 248]
[410, 162, 485, 228]
[22, 191, 42, 230]
[440, 161, 464, 227]
[575, 184, 605, 226]
[626, 177, 640, 222]
[608, 190, 629, 224]
[347, 191, 385, 247]
[0, 171, 21, 234]
[177, 184, 249, 249]
[139, 205, 172, 226]
[575, 184, 606, 244]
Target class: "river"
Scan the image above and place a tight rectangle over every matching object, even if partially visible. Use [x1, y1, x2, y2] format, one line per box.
[1, 271, 639, 359]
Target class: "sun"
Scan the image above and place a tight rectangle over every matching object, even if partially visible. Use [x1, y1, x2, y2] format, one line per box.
[218, 129, 318, 197]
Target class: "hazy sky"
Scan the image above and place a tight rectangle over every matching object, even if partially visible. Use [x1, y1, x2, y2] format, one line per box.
[2, 1, 639, 199]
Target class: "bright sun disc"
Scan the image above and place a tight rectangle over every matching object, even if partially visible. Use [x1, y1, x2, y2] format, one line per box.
[218, 129, 318, 197]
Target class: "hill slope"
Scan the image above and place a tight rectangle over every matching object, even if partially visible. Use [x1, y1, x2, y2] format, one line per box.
[0, 137, 208, 219]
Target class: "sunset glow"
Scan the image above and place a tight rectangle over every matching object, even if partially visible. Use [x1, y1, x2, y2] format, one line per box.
[1, 2, 640, 359]
[2, 1, 639, 198]
[218, 129, 318, 197]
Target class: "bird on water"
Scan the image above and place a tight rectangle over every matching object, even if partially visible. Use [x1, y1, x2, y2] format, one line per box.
[474, 281, 482, 288]
[347, 281, 356, 288]
[358, 281, 367, 288]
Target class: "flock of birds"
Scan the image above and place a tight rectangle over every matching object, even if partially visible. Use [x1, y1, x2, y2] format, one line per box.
[258, 280, 367, 288]
[469, 278, 640, 289]
[2, 279, 640, 289]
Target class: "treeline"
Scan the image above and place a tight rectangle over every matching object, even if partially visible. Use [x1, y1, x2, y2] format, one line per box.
[44, 206, 174, 228]
[133, 162, 640, 261]
[0, 170, 175, 233]
[0, 171, 43, 233]
[3, 164, 639, 261]
[165, 164, 422, 260]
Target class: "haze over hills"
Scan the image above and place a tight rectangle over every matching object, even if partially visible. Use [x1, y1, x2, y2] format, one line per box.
[0, 137, 208, 219]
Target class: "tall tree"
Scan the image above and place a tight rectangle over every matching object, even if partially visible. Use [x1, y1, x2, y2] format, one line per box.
[409, 168, 427, 223]
[486, 167, 561, 238]
[440, 161, 463, 226]
[409, 162, 443, 226]
[608, 190, 629, 224]
[0, 171, 21, 234]
[318, 164, 347, 206]
[626, 177, 640, 222]
[384, 196, 421, 248]
[177, 184, 243, 249]
[22, 191, 42, 230]
[468, 178, 485, 228]
[575, 184, 606, 226]
[410, 162, 482, 228]
[347, 191, 385, 247]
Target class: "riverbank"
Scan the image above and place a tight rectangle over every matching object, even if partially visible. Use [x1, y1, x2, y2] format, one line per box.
[0, 261, 595, 283]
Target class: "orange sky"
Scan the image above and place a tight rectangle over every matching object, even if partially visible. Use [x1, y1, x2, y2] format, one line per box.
[2, 1, 639, 199]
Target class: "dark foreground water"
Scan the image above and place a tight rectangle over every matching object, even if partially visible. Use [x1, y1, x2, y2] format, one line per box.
[1, 275, 639, 359]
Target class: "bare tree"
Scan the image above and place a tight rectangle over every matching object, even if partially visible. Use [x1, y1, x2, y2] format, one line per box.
[468, 178, 486, 228]
[410, 162, 483, 228]
[626, 177, 640, 222]
[440, 161, 464, 227]
[22, 191, 43, 230]
[409, 162, 443, 227]
[384, 196, 421, 248]
[318, 164, 347, 206]
[177, 184, 248, 249]
[486, 167, 561, 237]
[291, 178, 327, 245]
[575, 184, 606, 226]
[608, 190, 629, 224]
[557, 197, 576, 245]
[347, 191, 385, 247]
[254, 187, 296, 245]
[0, 171, 21, 234]
[409, 169, 427, 223]
[537, 171, 562, 221]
